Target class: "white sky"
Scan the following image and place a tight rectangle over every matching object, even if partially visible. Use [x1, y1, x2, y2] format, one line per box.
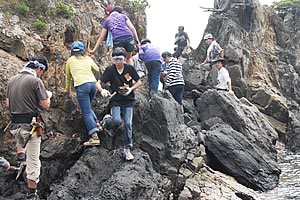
[146, 0, 274, 52]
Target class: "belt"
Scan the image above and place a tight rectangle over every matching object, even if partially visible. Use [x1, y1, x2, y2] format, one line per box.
[11, 113, 38, 124]
[216, 88, 228, 91]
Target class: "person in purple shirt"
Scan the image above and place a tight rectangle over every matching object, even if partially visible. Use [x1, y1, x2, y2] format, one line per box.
[90, 6, 140, 65]
[139, 39, 162, 96]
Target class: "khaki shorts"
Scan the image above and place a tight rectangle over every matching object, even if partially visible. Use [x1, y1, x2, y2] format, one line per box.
[10, 128, 41, 182]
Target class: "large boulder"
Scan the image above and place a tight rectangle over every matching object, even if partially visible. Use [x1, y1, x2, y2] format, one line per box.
[206, 123, 280, 191]
[139, 92, 198, 171]
[48, 147, 167, 200]
[196, 90, 278, 158]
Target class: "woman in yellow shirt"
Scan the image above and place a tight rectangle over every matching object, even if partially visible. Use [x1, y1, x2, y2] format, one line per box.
[65, 41, 101, 146]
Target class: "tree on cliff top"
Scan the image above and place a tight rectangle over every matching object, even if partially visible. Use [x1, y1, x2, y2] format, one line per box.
[272, 0, 300, 17]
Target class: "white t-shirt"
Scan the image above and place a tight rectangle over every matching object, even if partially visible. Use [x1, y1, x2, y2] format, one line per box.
[216, 67, 230, 90]
[207, 40, 223, 61]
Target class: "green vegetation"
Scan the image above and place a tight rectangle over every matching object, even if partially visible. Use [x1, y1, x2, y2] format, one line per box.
[32, 18, 48, 31]
[55, 2, 74, 18]
[17, 2, 29, 15]
[272, 0, 300, 16]
[121, 0, 149, 14]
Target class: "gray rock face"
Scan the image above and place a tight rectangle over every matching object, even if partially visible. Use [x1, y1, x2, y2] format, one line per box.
[0, 49, 24, 128]
[206, 124, 280, 191]
[48, 148, 166, 200]
[197, 90, 278, 157]
[140, 92, 198, 171]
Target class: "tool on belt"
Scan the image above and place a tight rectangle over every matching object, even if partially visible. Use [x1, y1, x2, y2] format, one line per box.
[22, 116, 43, 148]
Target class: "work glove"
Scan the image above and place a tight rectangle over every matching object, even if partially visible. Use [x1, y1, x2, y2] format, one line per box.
[101, 89, 111, 97]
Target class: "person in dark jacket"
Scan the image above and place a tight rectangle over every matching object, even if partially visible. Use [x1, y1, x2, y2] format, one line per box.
[174, 26, 190, 58]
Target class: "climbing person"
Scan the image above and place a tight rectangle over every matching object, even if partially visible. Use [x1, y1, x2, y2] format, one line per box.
[96, 47, 141, 161]
[132, 47, 146, 78]
[139, 38, 162, 96]
[161, 52, 185, 105]
[6, 56, 51, 200]
[65, 41, 101, 146]
[103, 5, 114, 49]
[213, 57, 233, 94]
[0, 157, 10, 171]
[174, 26, 190, 58]
[200, 33, 224, 85]
[89, 6, 140, 65]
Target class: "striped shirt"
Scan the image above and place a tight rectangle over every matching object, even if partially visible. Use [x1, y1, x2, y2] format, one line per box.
[165, 57, 185, 87]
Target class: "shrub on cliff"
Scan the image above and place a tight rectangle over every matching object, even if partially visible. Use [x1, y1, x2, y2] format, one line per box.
[32, 18, 48, 31]
[273, 0, 300, 17]
[17, 2, 29, 15]
[55, 2, 74, 18]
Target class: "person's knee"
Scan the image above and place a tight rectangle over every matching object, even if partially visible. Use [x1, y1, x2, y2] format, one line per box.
[112, 118, 122, 127]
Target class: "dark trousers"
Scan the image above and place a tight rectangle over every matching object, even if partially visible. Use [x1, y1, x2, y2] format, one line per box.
[167, 84, 184, 105]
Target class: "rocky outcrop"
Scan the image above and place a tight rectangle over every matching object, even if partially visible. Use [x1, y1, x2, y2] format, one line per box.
[0, 49, 24, 128]
[206, 123, 280, 191]
[197, 90, 278, 156]
[178, 168, 258, 200]
[48, 148, 167, 200]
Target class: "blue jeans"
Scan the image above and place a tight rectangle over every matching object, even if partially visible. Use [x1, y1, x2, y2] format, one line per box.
[106, 106, 133, 148]
[75, 82, 99, 136]
[145, 60, 162, 95]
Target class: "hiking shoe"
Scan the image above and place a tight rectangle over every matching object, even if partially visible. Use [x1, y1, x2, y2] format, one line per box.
[26, 192, 39, 200]
[124, 148, 134, 161]
[83, 133, 100, 146]
[100, 114, 112, 130]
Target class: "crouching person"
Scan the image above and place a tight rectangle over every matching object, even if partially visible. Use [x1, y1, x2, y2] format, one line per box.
[96, 47, 141, 161]
[6, 56, 51, 200]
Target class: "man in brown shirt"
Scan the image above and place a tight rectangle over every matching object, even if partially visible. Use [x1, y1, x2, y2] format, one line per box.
[6, 56, 51, 200]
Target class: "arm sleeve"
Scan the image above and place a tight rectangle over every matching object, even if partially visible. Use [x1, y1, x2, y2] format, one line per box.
[100, 67, 111, 83]
[65, 61, 72, 91]
[36, 79, 48, 100]
[138, 46, 145, 61]
[214, 42, 223, 53]
[129, 65, 140, 81]
[89, 57, 100, 73]
[184, 32, 190, 40]
[165, 63, 172, 86]
[224, 70, 231, 83]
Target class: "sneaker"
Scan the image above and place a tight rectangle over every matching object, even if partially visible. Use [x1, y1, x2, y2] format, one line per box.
[124, 148, 134, 161]
[83, 133, 100, 146]
[26, 192, 39, 200]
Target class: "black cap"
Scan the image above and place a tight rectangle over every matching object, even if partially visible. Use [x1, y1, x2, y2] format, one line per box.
[161, 51, 172, 59]
[141, 39, 151, 45]
[212, 57, 225, 64]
